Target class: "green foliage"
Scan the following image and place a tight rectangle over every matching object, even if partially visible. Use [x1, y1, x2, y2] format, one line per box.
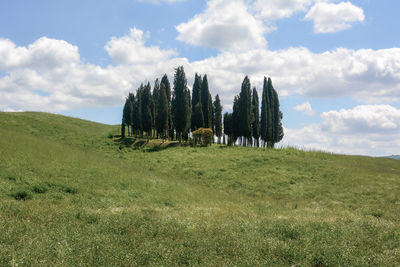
[201, 74, 212, 128]
[192, 102, 204, 131]
[232, 95, 240, 143]
[121, 118, 125, 138]
[223, 112, 233, 145]
[172, 66, 191, 142]
[156, 83, 169, 140]
[1, 112, 400, 266]
[191, 73, 203, 131]
[252, 87, 260, 146]
[213, 94, 223, 143]
[191, 127, 213, 146]
[152, 78, 160, 128]
[239, 76, 252, 143]
[161, 74, 174, 140]
[133, 85, 143, 135]
[141, 82, 154, 138]
[260, 77, 284, 148]
[11, 190, 32, 201]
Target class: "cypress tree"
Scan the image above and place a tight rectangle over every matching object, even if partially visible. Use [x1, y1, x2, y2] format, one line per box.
[184, 88, 192, 141]
[161, 74, 173, 140]
[128, 93, 135, 136]
[122, 97, 131, 136]
[153, 79, 160, 136]
[269, 78, 284, 147]
[141, 82, 153, 141]
[192, 102, 204, 131]
[260, 77, 284, 148]
[266, 78, 274, 148]
[232, 95, 240, 145]
[260, 77, 268, 147]
[201, 74, 212, 128]
[156, 83, 169, 142]
[223, 112, 233, 146]
[121, 118, 126, 138]
[239, 76, 252, 146]
[209, 93, 214, 132]
[252, 87, 260, 147]
[213, 94, 223, 144]
[133, 85, 143, 137]
[173, 66, 190, 142]
[191, 73, 203, 131]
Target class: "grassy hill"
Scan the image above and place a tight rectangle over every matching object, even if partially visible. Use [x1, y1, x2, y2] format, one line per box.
[1, 112, 400, 266]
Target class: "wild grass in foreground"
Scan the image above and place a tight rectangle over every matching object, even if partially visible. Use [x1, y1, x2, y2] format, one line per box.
[1, 112, 400, 266]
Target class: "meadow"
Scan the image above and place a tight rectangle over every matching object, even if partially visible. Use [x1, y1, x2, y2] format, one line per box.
[1, 112, 399, 266]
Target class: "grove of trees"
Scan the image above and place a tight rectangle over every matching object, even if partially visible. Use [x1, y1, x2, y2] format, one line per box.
[122, 66, 284, 148]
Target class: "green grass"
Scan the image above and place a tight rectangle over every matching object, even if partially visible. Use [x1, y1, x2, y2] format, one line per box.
[1, 111, 400, 266]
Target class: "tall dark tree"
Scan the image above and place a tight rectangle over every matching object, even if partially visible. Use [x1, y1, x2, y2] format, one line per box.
[251, 87, 260, 147]
[213, 94, 223, 144]
[191, 73, 203, 131]
[209, 93, 214, 133]
[269, 78, 284, 147]
[192, 102, 204, 131]
[173, 66, 191, 142]
[201, 74, 212, 128]
[260, 78, 267, 147]
[152, 79, 160, 136]
[232, 95, 240, 145]
[128, 93, 135, 136]
[161, 74, 173, 140]
[121, 118, 126, 138]
[223, 112, 233, 146]
[184, 89, 192, 141]
[122, 97, 131, 136]
[239, 76, 252, 146]
[260, 77, 284, 148]
[156, 83, 169, 141]
[133, 85, 143, 137]
[141, 82, 153, 141]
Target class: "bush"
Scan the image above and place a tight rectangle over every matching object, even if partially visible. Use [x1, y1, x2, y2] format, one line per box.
[192, 128, 213, 147]
[31, 184, 48, 194]
[12, 190, 32, 201]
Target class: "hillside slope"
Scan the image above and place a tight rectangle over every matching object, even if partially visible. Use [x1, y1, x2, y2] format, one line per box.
[1, 112, 400, 266]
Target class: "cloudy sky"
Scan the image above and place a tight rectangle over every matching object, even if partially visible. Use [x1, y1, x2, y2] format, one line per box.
[1, 0, 400, 156]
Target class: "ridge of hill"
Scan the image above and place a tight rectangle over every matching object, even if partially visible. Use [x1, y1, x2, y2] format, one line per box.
[1, 112, 400, 266]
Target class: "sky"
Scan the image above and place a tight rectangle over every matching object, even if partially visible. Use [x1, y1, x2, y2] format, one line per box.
[1, 0, 400, 156]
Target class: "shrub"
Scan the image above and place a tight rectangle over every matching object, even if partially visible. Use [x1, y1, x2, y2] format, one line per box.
[12, 190, 32, 201]
[192, 128, 213, 147]
[31, 184, 48, 194]
[64, 186, 78, 194]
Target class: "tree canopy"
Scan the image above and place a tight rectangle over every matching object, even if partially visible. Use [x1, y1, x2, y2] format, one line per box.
[121, 66, 284, 148]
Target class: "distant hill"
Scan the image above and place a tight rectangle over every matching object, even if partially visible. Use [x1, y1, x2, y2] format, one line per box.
[1, 112, 400, 266]
[387, 155, 400, 160]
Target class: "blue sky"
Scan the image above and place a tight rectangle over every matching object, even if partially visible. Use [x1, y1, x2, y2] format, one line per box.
[1, 0, 400, 156]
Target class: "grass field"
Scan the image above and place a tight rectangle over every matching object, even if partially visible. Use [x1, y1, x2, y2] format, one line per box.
[1, 112, 400, 266]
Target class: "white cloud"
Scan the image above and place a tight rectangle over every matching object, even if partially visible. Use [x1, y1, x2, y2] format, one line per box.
[253, 0, 315, 21]
[105, 27, 177, 65]
[321, 105, 400, 134]
[294, 101, 314, 115]
[175, 0, 366, 50]
[1, 29, 400, 114]
[190, 46, 400, 104]
[305, 1, 365, 33]
[176, 0, 268, 51]
[283, 105, 400, 156]
[0, 37, 80, 70]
